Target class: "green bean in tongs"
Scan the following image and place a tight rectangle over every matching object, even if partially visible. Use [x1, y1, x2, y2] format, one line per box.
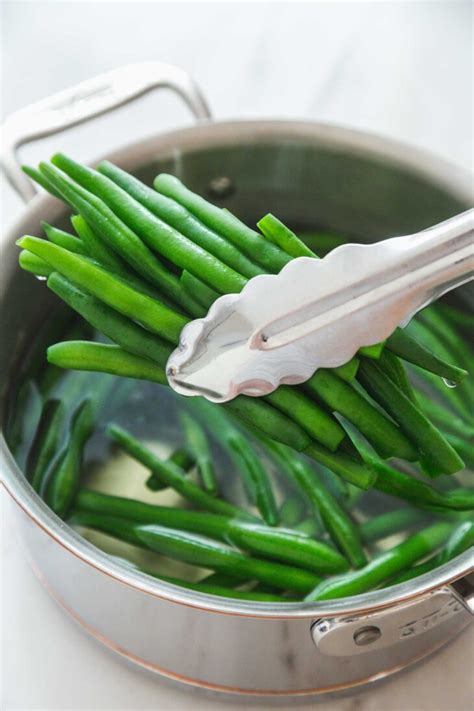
[153, 173, 290, 273]
[42, 221, 87, 255]
[98, 160, 263, 279]
[358, 358, 464, 476]
[257, 214, 316, 258]
[386, 327, 468, 384]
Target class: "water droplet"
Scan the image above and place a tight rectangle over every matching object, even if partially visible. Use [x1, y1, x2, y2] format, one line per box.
[35, 275, 47, 282]
[442, 378, 457, 389]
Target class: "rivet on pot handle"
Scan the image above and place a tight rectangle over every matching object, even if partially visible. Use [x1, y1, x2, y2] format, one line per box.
[1, 61, 212, 203]
[311, 577, 474, 656]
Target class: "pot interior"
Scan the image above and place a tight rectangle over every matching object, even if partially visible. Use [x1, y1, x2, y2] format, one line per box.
[1, 125, 473, 605]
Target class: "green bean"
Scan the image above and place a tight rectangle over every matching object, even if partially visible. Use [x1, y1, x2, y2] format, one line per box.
[153, 174, 290, 273]
[267, 442, 367, 567]
[26, 399, 66, 494]
[332, 359, 360, 383]
[359, 508, 429, 544]
[183, 399, 279, 524]
[419, 307, 473, 369]
[359, 342, 386, 359]
[437, 303, 474, 332]
[70, 215, 130, 275]
[19, 250, 53, 277]
[227, 435, 279, 525]
[51, 155, 246, 295]
[180, 270, 219, 310]
[33, 163, 199, 316]
[415, 393, 474, 439]
[416, 325, 474, 415]
[98, 160, 263, 279]
[75, 489, 347, 573]
[389, 519, 474, 585]
[305, 369, 417, 460]
[47, 273, 171, 366]
[410, 367, 471, 420]
[265, 386, 345, 452]
[225, 522, 348, 573]
[358, 359, 463, 476]
[304, 442, 377, 490]
[362, 450, 474, 511]
[257, 214, 316, 258]
[75, 489, 234, 536]
[305, 521, 453, 600]
[444, 433, 474, 469]
[41, 222, 87, 255]
[22, 165, 63, 199]
[377, 349, 418, 403]
[180, 412, 218, 494]
[71, 215, 183, 309]
[17, 237, 187, 344]
[135, 525, 321, 592]
[146, 447, 195, 491]
[386, 327, 468, 383]
[438, 518, 474, 558]
[107, 424, 255, 520]
[48, 341, 168, 384]
[223, 396, 312, 452]
[320, 466, 350, 502]
[407, 319, 473, 411]
[45, 400, 94, 517]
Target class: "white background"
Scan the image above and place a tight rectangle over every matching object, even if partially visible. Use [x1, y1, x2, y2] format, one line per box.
[1, 1, 473, 709]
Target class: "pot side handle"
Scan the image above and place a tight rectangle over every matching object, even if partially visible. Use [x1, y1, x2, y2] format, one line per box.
[311, 572, 474, 657]
[1, 62, 212, 202]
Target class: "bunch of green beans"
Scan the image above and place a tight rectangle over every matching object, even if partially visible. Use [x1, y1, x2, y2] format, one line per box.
[10, 152, 473, 604]
[18, 154, 467, 477]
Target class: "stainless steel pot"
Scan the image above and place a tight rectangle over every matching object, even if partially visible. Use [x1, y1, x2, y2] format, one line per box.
[1, 62, 473, 696]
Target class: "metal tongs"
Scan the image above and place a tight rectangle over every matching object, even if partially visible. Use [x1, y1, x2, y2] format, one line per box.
[167, 210, 474, 403]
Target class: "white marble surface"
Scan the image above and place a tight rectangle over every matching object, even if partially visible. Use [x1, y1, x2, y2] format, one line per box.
[1, 1, 473, 709]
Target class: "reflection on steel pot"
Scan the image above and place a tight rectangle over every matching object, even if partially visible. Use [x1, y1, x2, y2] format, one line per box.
[1, 63, 473, 696]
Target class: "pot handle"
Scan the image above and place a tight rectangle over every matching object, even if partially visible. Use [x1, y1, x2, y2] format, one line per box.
[1, 62, 212, 202]
[312, 572, 474, 657]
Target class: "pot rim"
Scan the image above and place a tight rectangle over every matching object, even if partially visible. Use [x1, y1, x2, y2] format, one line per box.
[2, 118, 473, 620]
